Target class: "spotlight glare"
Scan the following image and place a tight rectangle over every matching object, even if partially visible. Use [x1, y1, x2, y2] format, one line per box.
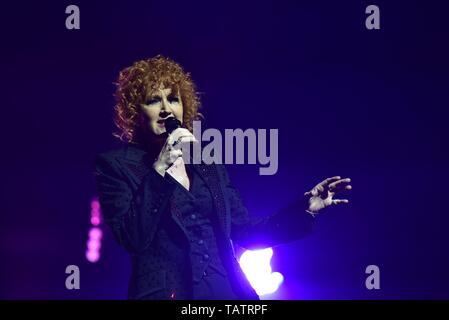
[238, 248, 284, 296]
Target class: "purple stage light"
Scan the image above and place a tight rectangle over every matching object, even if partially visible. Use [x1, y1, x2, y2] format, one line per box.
[86, 250, 100, 263]
[89, 227, 102, 240]
[85, 198, 103, 263]
[90, 216, 101, 226]
[91, 200, 100, 211]
[87, 237, 102, 251]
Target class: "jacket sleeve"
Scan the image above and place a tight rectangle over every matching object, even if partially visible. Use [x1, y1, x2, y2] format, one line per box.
[94, 154, 176, 254]
[219, 165, 315, 249]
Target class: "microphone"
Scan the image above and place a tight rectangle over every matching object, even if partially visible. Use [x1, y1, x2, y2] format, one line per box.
[164, 117, 198, 150]
[164, 117, 182, 134]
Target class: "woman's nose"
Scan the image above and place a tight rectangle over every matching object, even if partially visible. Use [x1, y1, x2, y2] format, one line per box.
[160, 97, 172, 112]
[159, 110, 171, 118]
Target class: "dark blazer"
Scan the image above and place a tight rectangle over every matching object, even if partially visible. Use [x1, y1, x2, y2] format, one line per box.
[94, 142, 315, 299]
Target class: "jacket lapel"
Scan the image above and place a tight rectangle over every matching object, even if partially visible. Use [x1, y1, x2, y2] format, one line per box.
[115, 143, 152, 188]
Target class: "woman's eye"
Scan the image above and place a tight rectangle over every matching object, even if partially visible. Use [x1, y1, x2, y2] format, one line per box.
[145, 98, 160, 105]
[168, 97, 180, 103]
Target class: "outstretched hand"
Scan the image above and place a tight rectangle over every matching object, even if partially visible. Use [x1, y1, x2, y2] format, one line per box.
[304, 176, 352, 215]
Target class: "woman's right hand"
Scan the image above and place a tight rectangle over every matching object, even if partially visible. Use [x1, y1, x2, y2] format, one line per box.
[152, 128, 197, 176]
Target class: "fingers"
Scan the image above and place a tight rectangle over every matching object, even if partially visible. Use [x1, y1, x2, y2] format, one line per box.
[167, 149, 183, 165]
[169, 135, 198, 148]
[156, 128, 193, 171]
[173, 128, 192, 136]
[305, 176, 352, 201]
[168, 128, 197, 146]
[332, 199, 349, 205]
[177, 135, 198, 145]
[329, 178, 352, 191]
[319, 176, 341, 187]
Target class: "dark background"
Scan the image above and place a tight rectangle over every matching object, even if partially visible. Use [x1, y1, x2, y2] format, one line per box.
[1, 0, 448, 299]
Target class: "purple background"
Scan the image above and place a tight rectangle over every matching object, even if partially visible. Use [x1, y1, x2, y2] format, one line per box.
[1, 0, 448, 299]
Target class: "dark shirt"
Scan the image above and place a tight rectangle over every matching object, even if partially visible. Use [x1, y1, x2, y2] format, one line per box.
[169, 164, 236, 299]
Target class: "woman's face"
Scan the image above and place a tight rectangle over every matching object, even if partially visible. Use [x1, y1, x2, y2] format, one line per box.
[139, 84, 183, 136]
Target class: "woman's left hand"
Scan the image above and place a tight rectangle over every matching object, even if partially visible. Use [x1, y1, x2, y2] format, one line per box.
[304, 176, 352, 215]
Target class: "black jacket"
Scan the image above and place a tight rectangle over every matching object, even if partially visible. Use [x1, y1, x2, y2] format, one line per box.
[94, 142, 315, 299]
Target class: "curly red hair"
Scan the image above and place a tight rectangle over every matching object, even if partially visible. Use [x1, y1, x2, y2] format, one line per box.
[113, 55, 201, 143]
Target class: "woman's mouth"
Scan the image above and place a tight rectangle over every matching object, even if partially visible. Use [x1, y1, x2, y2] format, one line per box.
[157, 117, 176, 128]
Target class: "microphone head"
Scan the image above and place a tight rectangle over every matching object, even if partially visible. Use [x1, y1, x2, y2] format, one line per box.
[164, 117, 182, 134]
